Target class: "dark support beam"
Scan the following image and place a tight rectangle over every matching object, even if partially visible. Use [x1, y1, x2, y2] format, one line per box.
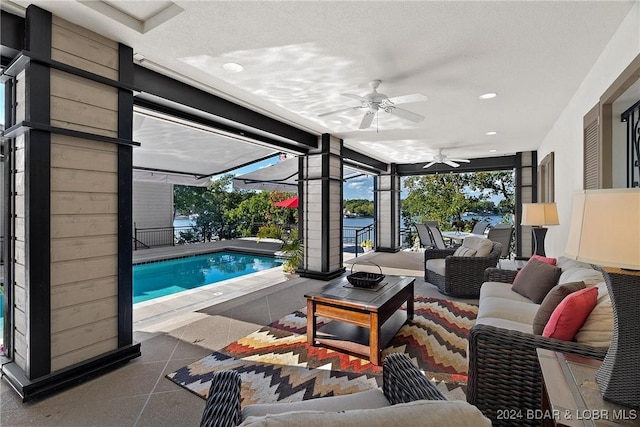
[117, 44, 134, 348]
[343, 147, 387, 172]
[1, 10, 25, 64]
[133, 65, 317, 149]
[24, 5, 52, 379]
[321, 134, 330, 272]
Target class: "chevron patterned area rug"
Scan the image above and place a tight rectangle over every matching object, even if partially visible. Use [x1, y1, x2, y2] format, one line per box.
[167, 296, 477, 405]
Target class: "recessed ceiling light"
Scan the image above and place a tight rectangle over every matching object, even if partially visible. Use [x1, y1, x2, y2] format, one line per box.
[489, 149, 497, 153]
[486, 131, 498, 135]
[479, 92, 497, 100]
[223, 62, 244, 73]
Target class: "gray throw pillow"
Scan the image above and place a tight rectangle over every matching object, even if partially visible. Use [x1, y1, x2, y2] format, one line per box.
[511, 258, 562, 304]
[532, 281, 586, 335]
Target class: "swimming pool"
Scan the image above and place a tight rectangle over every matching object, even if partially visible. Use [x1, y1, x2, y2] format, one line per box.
[133, 251, 283, 304]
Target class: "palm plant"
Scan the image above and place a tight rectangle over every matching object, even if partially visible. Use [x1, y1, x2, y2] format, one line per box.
[280, 228, 303, 273]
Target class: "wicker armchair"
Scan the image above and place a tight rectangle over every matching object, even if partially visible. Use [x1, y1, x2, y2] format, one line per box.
[466, 268, 608, 427]
[424, 241, 502, 297]
[200, 353, 445, 427]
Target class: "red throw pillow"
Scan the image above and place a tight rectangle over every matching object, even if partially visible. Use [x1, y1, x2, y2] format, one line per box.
[531, 254, 557, 265]
[543, 286, 598, 341]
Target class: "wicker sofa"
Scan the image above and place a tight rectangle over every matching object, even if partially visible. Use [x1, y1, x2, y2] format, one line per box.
[200, 353, 490, 427]
[424, 236, 502, 297]
[466, 257, 612, 426]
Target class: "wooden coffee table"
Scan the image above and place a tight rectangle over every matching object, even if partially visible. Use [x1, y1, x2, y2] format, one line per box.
[305, 275, 414, 365]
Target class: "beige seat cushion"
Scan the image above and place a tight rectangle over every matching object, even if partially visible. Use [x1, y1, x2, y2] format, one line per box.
[479, 282, 533, 303]
[242, 389, 390, 420]
[558, 267, 604, 286]
[461, 236, 493, 257]
[473, 316, 534, 334]
[477, 297, 539, 325]
[574, 282, 613, 347]
[240, 400, 492, 427]
[426, 258, 446, 276]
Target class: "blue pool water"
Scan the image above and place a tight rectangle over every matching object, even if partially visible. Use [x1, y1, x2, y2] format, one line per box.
[133, 251, 283, 304]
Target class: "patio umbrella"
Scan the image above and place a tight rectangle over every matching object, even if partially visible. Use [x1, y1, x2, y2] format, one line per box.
[274, 196, 298, 208]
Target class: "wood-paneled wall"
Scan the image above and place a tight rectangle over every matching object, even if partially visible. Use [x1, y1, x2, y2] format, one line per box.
[13, 120, 27, 370]
[48, 16, 120, 371]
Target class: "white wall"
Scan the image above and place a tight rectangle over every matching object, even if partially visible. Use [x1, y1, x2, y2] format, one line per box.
[133, 181, 174, 229]
[537, 2, 640, 257]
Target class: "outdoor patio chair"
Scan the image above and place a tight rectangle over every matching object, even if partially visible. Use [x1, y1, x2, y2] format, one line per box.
[487, 226, 513, 259]
[199, 353, 455, 427]
[471, 221, 490, 235]
[424, 237, 502, 297]
[415, 223, 434, 248]
[426, 224, 450, 250]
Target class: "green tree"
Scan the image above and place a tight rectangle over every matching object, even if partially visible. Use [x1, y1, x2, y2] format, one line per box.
[344, 199, 374, 216]
[468, 170, 515, 223]
[402, 173, 472, 231]
[173, 174, 251, 240]
[225, 191, 294, 236]
[401, 170, 516, 232]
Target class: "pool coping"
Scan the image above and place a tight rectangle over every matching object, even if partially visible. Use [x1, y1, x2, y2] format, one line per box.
[132, 238, 283, 265]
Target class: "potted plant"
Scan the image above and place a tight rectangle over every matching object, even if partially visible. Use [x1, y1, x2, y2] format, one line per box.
[280, 228, 303, 274]
[360, 239, 373, 252]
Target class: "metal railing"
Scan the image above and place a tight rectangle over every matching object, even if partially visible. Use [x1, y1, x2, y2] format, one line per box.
[133, 224, 214, 250]
[399, 227, 413, 249]
[344, 223, 375, 258]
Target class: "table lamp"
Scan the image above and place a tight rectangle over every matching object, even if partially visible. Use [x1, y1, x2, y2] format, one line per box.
[521, 203, 559, 256]
[565, 188, 640, 408]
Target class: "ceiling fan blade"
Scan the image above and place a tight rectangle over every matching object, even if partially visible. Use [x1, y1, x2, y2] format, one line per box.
[341, 93, 367, 102]
[359, 112, 375, 129]
[443, 160, 460, 168]
[385, 93, 428, 105]
[388, 107, 425, 123]
[318, 106, 361, 118]
[422, 161, 437, 169]
[449, 158, 471, 163]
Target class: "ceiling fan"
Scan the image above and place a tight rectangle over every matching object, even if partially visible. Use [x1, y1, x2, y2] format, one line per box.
[318, 80, 426, 129]
[423, 149, 471, 169]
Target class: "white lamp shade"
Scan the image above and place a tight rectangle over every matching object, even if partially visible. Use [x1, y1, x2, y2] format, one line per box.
[565, 188, 640, 270]
[521, 203, 559, 226]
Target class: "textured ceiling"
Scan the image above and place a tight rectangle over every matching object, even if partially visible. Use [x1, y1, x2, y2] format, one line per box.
[8, 0, 637, 166]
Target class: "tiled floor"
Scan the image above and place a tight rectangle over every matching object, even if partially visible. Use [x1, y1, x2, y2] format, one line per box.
[0, 251, 477, 427]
